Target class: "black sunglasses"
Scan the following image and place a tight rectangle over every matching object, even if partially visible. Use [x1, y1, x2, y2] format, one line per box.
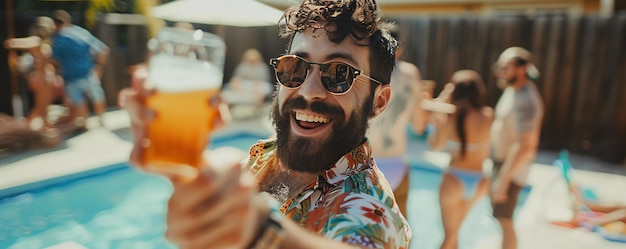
[269, 55, 382, 95]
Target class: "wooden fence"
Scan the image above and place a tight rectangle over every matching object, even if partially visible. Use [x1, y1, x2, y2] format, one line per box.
[388, 13, 626, 164]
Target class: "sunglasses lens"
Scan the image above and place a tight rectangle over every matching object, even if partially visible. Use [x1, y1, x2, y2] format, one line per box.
[272, 56, 357, 94]
[321, 62, 354, 94]
[275, 56, 308, 88]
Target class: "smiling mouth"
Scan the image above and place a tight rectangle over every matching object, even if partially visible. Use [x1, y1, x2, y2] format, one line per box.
[294, 111, 331, 129]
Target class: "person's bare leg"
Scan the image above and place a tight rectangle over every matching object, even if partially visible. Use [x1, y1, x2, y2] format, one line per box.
[439, 173, 464, 249]
[440, 177, 489, 249]
[588, 209, 626, 226]
[73, 103, 89, 129]
[394, 170, 410, 218]
[586, 203, 626, 214]
[93, 100, 106, 126]
[497, 217, 516, 249]
[27, 80, 55, 130]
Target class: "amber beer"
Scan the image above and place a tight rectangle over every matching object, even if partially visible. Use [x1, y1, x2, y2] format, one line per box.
[142, 28, 225, 178]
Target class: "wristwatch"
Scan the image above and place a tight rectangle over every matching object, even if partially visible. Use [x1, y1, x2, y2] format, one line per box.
[250, 193, 286, 249]
[250, 210, 286, 249]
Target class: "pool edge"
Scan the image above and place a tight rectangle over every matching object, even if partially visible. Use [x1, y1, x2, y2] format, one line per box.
[0, 162, 129, 199]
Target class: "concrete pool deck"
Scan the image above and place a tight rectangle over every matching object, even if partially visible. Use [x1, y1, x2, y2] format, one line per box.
[1, 108, 625, 249]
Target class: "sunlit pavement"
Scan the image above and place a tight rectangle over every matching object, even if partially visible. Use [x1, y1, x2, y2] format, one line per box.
[0, 107, 625, 249]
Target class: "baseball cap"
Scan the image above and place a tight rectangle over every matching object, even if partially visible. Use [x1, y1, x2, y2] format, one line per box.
[52, 10, 72, 24]
[498, 47, 540, 80]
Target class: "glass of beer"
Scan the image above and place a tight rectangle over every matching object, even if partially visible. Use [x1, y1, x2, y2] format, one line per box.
[142, 27, 225, 179]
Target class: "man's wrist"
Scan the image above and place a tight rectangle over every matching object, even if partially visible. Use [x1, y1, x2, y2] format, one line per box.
[250, 209, 286, 249]
[250, 193, 285, 249]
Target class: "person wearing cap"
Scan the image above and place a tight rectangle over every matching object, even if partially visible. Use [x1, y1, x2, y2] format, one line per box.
[490, 47, 544, 249]
[51, 10, 109, 129]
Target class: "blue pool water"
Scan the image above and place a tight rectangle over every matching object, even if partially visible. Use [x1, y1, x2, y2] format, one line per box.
[0, 165, 175, 248]
[0, 132, 267, 249]
[0, 132, 530, 249]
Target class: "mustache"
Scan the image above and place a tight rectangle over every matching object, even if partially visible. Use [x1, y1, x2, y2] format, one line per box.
[282, 96, 344, 118]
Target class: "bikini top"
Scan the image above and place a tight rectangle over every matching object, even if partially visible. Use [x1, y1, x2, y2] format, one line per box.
[445, 140, 489, 153]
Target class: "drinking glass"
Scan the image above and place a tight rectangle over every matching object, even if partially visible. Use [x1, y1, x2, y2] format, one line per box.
[142, 27, 225, 179]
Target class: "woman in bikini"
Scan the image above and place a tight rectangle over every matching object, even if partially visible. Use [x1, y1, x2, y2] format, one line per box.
[422, 70, 494, 249]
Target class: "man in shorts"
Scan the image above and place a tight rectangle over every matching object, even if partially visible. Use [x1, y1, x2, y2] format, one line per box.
[490, 47, 544, 249]
[51, 10, 109, 129]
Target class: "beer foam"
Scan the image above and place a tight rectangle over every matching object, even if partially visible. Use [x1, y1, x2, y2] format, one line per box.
[149, 55, 223, 92]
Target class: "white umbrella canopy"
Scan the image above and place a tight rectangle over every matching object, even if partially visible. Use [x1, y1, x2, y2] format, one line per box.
[151, 0, 285, 27]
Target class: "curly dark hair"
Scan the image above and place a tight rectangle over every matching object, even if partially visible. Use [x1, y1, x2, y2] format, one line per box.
[279, 0, 397, 87]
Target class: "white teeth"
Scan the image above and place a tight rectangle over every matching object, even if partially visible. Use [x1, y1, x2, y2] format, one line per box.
[295, 112, 329, 123]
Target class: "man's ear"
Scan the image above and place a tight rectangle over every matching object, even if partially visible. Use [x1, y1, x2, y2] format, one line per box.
[372, 84, 391, 118]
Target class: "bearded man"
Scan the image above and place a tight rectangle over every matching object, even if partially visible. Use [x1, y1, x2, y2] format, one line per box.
[490, 46, 544, 249]
[120, 0, 411, 248]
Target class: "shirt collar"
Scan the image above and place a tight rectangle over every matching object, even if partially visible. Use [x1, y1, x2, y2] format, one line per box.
[253, 138, 375, 195]
[270, 139, 374, 210]
[319, 139, 374, 186]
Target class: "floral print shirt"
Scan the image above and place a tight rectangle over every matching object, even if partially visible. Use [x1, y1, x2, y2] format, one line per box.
[245, 138, 412, 249]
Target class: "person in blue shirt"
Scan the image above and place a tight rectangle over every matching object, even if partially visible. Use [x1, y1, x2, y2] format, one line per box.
[51, 10, 109, 129]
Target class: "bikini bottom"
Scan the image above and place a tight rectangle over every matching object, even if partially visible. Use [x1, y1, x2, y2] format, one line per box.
[447, 166, 485, 200]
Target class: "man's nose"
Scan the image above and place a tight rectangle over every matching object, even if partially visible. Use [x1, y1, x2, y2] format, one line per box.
[297, 66, 327, 101]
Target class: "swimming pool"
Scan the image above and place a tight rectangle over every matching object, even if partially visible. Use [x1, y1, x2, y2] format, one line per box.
[0, 164, 175, 248]
[0, 132, 267, 249]
[0, 133, 530, 249]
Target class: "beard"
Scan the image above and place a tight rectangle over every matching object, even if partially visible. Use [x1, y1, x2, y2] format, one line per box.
[507, 75, 517, 85]
[497, 75, 517, 89]
[270, 93, 374, 173]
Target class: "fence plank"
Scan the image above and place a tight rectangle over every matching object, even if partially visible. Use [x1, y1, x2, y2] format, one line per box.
[616, 16, 626, 159]
[586, 17, 610, 151]
[600, 15, 625, 125]
[530, 15, 551, 144]
[411, 17, 432, 76]
[572, 17, 597, 149]
[543, 16, 566, 148]
[556, 17, 582, 147]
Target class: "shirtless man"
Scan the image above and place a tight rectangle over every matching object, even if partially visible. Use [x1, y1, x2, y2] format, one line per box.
[368, 29, 423, 217]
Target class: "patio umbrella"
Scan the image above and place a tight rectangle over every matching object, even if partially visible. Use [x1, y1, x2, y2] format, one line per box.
[151, 0, 284, 27]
